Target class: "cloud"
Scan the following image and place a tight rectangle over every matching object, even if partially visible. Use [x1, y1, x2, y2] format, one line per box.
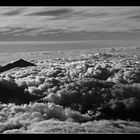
[0, 7, 140, 40]
[1, 49, 140, 132]
[87, 12, 110, 18]
[127, 14, 140, 21]
[2, 9, 24, 16]
[27, 8, 73, 17]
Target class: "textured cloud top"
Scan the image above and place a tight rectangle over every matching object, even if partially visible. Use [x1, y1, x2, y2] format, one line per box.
[0, 47, 140, 133]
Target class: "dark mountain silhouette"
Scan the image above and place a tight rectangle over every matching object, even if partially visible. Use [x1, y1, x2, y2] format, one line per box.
[0, 59, 36, 73]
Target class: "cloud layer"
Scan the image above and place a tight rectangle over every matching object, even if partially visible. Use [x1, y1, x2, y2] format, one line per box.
[0, 7, 140, 40]
[0, 47, 140, 133]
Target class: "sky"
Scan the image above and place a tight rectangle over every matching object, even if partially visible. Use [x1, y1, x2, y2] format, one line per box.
[0, 6, 140, 41]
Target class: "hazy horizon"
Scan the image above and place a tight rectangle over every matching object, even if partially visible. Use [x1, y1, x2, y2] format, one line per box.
[0, 40, 140, 53]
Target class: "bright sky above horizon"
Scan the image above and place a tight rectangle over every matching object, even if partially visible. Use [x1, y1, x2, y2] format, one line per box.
[0, 6, 140, 41]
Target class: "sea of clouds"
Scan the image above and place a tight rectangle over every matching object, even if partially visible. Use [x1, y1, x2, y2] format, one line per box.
[0, 47, 140, 133]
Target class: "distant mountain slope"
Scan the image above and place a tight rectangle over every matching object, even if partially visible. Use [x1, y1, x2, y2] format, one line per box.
[0, 59, 36, 73]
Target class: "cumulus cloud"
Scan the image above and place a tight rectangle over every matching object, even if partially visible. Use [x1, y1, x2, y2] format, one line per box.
[0, 47, 140, 133]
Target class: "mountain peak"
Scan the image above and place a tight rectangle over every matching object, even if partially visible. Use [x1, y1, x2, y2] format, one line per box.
[0, 59, 36, 73]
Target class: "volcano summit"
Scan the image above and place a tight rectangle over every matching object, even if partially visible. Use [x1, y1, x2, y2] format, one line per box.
[0, 59, 36, 73]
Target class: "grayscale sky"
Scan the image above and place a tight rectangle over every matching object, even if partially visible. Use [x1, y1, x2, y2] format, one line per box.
[0, 6, 140, 41]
